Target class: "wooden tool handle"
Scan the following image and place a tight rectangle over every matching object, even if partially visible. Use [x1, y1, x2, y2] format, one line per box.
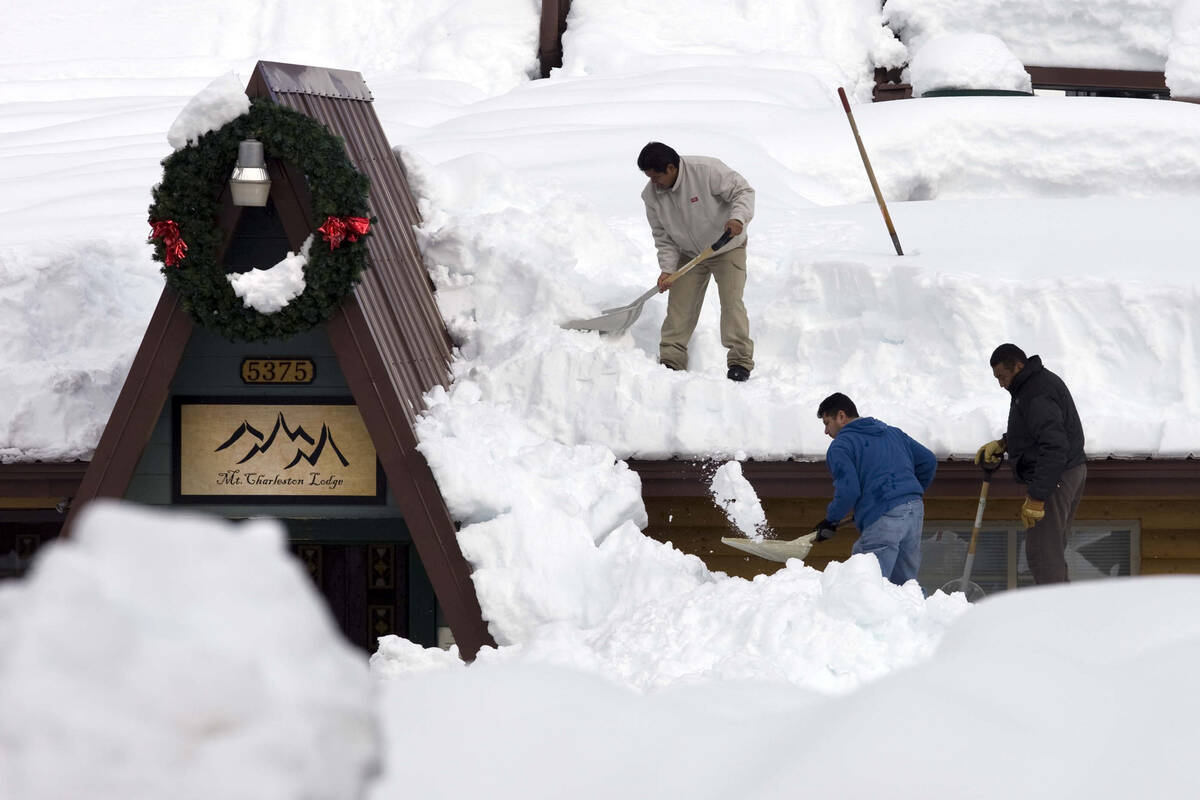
[663, 229, 735, 287]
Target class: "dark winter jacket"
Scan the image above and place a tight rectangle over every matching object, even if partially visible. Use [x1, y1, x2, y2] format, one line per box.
[1003, 355, 1085, 501]
[824, 417, 937, 532]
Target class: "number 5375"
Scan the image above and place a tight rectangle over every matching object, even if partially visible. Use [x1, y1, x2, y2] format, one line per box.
[241, 358, 315, 384]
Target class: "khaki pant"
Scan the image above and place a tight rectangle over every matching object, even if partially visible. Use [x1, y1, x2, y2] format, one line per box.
[659, 245, 754, 371]
[1025, 462, 1087, 584]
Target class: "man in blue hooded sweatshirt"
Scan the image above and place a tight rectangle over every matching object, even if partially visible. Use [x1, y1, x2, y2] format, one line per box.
[812, 393, 937, 586]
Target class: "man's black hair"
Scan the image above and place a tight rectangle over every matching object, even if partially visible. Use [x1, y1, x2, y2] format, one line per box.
[637, 142, 680, 173]
[816, 393, 859, 420]
[989, 343, 1028, 369]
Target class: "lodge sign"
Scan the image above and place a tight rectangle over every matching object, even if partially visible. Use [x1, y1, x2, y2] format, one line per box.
[173, 398, 384, 503]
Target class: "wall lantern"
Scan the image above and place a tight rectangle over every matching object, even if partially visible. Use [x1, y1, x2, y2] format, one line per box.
[229, 138, 272, 206]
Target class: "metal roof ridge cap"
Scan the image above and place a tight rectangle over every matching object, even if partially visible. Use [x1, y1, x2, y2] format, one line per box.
[256, 60, 372, 101]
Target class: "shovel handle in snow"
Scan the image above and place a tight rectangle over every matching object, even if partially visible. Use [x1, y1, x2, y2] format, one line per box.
[662, 229, 735, 289]
[960, 464, 1001, 583]
[837, 87, 904, 256]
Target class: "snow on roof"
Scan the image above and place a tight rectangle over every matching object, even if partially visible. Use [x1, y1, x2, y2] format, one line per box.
[4, 4, 1200, 464]
[907, 33, 1033, 95]
[1168, 0, 1200, 97]
[558, 0, 906, 100]
[883, 0, 1177, 72]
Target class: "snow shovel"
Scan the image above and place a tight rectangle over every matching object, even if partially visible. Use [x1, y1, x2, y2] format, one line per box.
[722, 531, 818, 563]
[561, 229, 734, 335]
[940, 463, 1000, 602]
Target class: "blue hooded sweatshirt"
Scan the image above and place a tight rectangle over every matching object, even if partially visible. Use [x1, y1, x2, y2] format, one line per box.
[824, 417, 937, 531]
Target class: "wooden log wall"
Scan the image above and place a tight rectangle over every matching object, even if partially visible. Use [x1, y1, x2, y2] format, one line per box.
[643, 488, 1200, 581]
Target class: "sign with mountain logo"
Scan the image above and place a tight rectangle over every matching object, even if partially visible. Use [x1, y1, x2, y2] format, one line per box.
[173, 397, 384, 503]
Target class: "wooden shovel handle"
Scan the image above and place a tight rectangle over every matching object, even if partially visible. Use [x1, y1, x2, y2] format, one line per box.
[837, 87, 903, 256]
[663, 229, 735, 288]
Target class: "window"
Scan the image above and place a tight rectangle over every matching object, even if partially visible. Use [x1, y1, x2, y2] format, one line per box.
[918, 522, 1139, 597]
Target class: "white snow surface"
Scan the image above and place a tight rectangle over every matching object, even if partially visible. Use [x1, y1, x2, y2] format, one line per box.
[227, 236, 311, 314]
[166, 71, 250, 151]
[558, 0, 906, 102]
[1168, 0, 1200, 97]
[908, 33, 1033, 95]
[884, 0, 1177, 72]
[370, 575, 1200, 800]
[0, 501, 379, 800]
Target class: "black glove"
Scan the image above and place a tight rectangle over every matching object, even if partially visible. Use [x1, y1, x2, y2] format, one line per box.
[812, 519, 838, 541]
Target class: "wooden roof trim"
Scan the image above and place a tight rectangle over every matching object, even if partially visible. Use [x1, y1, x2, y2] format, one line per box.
[62, 287, 193, 534]
[0, 462, 88, 497]
[326, 302, 493, 656]
[630, 457, 1200, 499]
[1025, 66, 1167, 93]
[538, 0, 572, 77]
[250, 61, 494, 657]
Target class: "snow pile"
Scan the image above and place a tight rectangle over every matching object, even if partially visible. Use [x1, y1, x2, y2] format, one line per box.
[371, 577, 1200, 799]
[1168, 0, 1200, 98]
[227, 236, 311, 313]
[883, 0, 1176, 72]
[0, 239, 162, 463]
[0, 0, 539, 97]
[908, 33, 1032, 95]
[709, 460, 770, 540]
[0, 501, 379, 799]
[399, 101, 1200, 466]
[405, 384, 966, 691]
[558, 0, 906, 101]
[166, 71, 249, 150]
[375, 529, 967, 692]
[368, 660, 823, 800]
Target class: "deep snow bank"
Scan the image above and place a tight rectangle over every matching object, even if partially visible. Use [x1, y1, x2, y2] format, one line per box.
[0, 501, 379, 800]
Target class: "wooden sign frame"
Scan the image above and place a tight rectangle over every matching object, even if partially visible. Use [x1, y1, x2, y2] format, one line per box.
[172, 396, 386, 505]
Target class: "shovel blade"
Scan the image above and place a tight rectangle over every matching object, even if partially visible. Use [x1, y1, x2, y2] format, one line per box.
[560, 301, 646, 335]
[940, 578, 987, 603]
[721, 536, 814, 563]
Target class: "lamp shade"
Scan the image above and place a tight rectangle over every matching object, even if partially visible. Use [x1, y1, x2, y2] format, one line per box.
[229, 138, 271, 207]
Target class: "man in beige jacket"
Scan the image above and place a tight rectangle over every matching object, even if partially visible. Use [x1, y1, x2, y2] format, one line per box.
[638, 141, 755, 381]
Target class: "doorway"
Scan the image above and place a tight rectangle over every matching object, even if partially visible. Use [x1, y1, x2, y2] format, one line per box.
[283, 517, 437, 653]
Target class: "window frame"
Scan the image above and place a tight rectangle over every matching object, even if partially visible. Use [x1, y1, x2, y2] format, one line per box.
[921, 520, 1141, 594]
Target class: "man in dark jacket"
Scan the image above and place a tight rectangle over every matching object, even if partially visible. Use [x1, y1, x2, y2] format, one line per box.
[975, 343, 1086, 584]
[813, 393, 938, 586]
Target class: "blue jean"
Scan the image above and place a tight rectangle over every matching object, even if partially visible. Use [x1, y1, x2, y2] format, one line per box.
[852, 498, 924, 586]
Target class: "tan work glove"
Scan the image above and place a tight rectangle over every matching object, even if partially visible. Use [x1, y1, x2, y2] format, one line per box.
[974, 439, 1005, 466]
[1020, 497, 1045, 530]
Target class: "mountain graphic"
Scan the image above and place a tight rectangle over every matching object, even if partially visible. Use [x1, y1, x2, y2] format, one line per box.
[214, 412, 350, 468]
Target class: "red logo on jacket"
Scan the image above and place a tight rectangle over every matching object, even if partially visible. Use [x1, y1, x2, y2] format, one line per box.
[689, 196, 699, 203]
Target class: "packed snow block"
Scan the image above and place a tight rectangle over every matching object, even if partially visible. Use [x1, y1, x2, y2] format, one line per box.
[1167, 0, 1200, 99]
[0, 500, 380, 800]
[908, 33, 1032, 96]
[883, 0, 1175, 73]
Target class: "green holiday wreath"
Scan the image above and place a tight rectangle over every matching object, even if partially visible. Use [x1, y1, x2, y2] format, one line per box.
[148, 98, 371, 342]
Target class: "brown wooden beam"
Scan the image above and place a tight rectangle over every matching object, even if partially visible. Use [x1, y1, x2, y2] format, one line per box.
[1025, 66, 1167, 93]
[538, 0, 571, 78]
[326, 300, 495, 660]
[630, 458, 1200, 500]
[62, 288, 194, 535]
[0, 462, 88, 497]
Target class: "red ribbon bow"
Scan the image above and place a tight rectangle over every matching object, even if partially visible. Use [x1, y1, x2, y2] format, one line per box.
[317, 215, 371, 250]
[149, 220, 188, 267]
